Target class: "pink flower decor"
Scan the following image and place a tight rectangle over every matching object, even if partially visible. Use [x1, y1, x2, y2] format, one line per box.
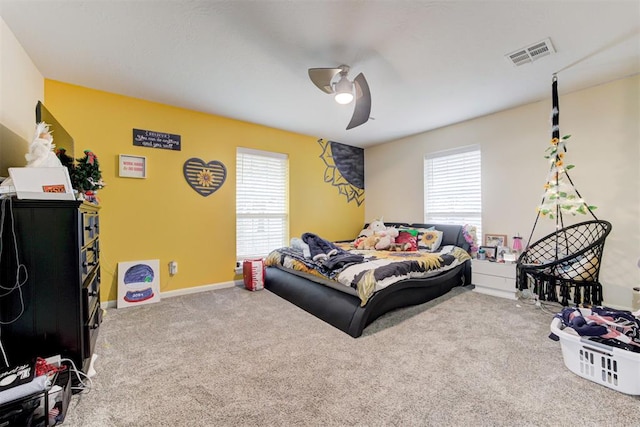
[462, 224, 478, 255]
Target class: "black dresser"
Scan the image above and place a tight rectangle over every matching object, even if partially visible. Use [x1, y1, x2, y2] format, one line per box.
[0, 198, 101, 373]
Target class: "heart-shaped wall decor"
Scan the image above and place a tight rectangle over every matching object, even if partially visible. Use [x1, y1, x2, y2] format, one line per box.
[183, 158, 227, 197]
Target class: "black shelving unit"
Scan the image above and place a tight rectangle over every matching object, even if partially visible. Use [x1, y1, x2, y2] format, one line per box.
[0, 198, 101, 373]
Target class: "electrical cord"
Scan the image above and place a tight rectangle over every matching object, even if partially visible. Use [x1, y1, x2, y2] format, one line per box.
[0, 197, 28, 320]
[518, 288, 567, 316]
[0, 198, 30, 368]
[60, 358, 93, 394]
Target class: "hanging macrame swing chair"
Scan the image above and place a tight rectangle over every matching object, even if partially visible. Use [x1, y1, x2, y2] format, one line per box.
[516, 75, 612, 306]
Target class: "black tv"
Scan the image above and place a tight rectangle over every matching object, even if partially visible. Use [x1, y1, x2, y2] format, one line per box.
[0, 124, 26, 179]
[35, 100, 75, 167]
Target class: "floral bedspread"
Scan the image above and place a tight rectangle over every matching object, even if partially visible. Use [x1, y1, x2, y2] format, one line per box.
[265, 242, 471, 306]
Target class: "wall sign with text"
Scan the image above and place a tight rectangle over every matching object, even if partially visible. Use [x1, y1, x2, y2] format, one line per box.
[133, 128, 181, 151]
[119, 154, 147, 178]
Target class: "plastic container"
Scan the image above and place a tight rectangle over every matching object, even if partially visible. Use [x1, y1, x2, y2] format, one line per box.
[242, 259, 265, 291]
[550, 312, 640, 395]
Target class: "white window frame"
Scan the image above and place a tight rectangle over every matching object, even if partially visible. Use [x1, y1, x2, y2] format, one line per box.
[236, 148, 289, 261]
[424, 145, 482, 240]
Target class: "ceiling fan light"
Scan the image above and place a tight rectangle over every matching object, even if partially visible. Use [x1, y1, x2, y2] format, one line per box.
[333, 75, 354, 104]
[335, 92, 354, 104]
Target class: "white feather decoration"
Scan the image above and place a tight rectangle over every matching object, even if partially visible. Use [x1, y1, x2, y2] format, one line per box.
[25, 122, 63, 168]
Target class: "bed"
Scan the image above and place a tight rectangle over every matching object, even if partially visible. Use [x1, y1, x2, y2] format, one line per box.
[264, 223, 472, 337]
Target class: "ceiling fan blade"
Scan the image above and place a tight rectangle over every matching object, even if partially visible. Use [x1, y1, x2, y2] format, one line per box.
[308, 68, 341, 94]
[346, 73, 371, 130]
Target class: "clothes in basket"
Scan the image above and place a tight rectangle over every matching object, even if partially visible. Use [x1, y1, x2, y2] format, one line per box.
[549, 306, 640, 395]
[553, 306, 640, 352]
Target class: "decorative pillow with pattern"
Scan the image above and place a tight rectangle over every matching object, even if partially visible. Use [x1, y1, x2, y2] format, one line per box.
[418, 229, 443, 252]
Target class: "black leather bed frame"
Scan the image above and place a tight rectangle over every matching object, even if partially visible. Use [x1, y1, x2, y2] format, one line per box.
[265, 223, 472, 338]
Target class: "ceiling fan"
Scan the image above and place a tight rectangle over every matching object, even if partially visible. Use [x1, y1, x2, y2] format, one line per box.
[308, 65, 371, 130]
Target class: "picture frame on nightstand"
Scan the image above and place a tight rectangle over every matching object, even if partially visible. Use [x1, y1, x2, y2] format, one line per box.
[479, 245, 498, 261]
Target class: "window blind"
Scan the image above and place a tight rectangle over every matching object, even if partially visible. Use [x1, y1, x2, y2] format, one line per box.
[236, 148, 289, 260]
[424, 146, 482, 239]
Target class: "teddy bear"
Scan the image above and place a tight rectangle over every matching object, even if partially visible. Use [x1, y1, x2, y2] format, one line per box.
[354, 234, 379, 250]
[354, 218, 399, 250]
[373, 228, 398, 250]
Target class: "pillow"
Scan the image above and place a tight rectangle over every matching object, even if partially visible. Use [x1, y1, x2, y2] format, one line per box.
[417, 229, 443, 252]
[395, 231, 418, 251]
[398, 227, 420, 237]
[555, 255, 599, 281]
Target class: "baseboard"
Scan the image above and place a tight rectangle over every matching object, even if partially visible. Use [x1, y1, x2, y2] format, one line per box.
[101, 280, 244, 309]
[472, 286, 517, 301]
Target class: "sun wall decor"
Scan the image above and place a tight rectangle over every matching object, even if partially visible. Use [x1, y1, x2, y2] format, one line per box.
[318, 139, 364, 206]
[183, 157, 227, 197]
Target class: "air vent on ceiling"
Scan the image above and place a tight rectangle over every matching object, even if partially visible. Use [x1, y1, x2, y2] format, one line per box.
[506, 38, 555, 66]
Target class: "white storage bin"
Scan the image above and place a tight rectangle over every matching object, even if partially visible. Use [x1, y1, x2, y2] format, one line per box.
[550, 314, 640, 395]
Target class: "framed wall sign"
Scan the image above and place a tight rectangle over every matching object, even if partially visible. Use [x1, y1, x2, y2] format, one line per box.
[119, 154, 147, 178]
[133, 128, 181, 151]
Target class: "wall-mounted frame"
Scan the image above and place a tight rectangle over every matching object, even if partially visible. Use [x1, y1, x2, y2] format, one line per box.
[485, 233, 507, 248]
[479, 246, 498, 261]
[119, 154, 147, 179]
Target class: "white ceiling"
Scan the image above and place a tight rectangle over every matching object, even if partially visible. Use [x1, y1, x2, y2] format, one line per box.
[1, 1, 639, 148]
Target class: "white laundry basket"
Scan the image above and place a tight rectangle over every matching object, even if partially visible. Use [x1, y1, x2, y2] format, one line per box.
[550, 314, 640, 395]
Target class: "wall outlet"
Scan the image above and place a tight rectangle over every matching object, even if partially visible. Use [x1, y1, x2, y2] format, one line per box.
[169, 261, 178, 275]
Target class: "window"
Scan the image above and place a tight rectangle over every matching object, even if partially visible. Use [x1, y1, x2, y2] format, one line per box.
[236, 148, 289, 260]
[424, 146, 482, 239]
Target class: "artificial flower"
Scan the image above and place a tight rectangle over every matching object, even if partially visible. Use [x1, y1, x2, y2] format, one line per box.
[197, 169, 214, 187]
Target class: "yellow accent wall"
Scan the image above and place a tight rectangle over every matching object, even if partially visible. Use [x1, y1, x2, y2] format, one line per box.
[44, 80, 364, 302]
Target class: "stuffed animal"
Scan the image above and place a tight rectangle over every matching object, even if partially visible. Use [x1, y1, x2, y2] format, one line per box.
[355, 218, 399, 250]
[354, 234, 379, 250]
[358, 218, 390, 237]
[373, 227, 399, 250]
[25, 122, 63, 168]
[1, 122, 63, 188]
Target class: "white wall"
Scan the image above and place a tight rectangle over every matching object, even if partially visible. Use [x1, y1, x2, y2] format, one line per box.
[365, 75, 640, 310]
[0, 16, 43, 175]
[0, 16, 43, 136]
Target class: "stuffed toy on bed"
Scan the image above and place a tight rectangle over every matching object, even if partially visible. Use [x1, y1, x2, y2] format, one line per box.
[354, 218, 399, 250]
[354, 234, 379, 250]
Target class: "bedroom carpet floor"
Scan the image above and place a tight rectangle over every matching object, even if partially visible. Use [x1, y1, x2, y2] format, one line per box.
[63, 284, 639, 427]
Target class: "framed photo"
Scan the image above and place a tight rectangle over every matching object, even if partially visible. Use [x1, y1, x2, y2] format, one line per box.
[479, 246, 498, 261]
[119, 154, 147, 178]
[485, 233, 507, 248]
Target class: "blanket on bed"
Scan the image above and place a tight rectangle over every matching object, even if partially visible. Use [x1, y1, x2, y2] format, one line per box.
[265, 241, 471, 306]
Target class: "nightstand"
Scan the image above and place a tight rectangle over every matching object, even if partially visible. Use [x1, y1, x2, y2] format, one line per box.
[472, 259, 517, 300]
